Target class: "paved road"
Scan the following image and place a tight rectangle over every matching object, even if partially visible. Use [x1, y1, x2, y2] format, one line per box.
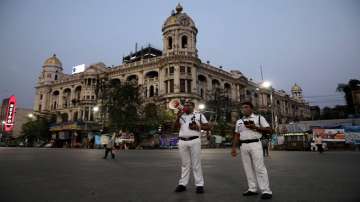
[0, 148, 359, 202]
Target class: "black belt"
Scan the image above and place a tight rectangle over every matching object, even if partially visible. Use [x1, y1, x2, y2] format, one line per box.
[179, 136, 199, 141]
[239, 139, 260, 144]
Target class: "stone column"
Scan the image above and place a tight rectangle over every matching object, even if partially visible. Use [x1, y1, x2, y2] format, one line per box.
[159, 67, 165, 95]
[174, 65, 180, 93]
[207, 76, 212, 96]
[231, 84, 236, 101]
[191, 66, 197, 94]
[138, 72, 144, 85]
[57, 91, 62, 109]
[236, 85, 240, 102]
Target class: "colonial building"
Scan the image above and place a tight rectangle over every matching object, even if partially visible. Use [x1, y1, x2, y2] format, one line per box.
[33, 4, 310, 140]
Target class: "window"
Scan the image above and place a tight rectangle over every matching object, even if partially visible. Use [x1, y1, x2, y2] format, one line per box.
[187, 67, 191, 75]
[168, 37, 173, 50]
[180, 79, 186, 93]
[181, 35, 188, 48]
[187, 80, 192, 93]
[150, 86, 155, 97]
[170, 79, 174, 93]
[54, 74, 58, 80]
[91, 95, 95, 100]
[86, 95, 90, 99]
[73, 112, 78, 121]
[169, 67, 174, 75]
[180, 66, 185, 74]
[84, 108, 89, 121]
[165, 81, 168, 94]
[200, 89, 204, 98]
[165, 68, 168, 76]
[38, 105, 42, 112]
[40, 94, 43, 100]
[90, 108, 94, 121]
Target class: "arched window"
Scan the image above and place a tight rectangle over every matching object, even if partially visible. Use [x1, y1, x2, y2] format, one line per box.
[73, 111, 78, 121]
[181, 35, 188, 48]
[54, 74, 58, 80]
[168, 37, 173, 50]
[200, 88, 204, 98]
[149, 86, 154, 97]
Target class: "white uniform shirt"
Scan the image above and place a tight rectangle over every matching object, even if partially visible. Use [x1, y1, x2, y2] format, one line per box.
[235, 113, 270, 140]
[179, 112, 208, 138]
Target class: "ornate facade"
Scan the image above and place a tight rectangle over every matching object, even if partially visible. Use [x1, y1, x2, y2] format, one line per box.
[33, 4, 310, 138]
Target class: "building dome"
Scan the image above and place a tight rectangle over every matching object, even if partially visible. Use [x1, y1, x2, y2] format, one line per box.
[291, 83, 302, 92]
[162, 4, 197, 32]
[43, 54, 62, 67]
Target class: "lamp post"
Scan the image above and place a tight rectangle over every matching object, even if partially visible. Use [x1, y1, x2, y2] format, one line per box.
[93, 105, 104, 133]
[260, 81, 275, 132]
[198, 104, 205, 111]
[28, 113, 35, 120]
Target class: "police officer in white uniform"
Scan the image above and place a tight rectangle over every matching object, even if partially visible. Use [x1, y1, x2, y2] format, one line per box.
[173, 100, 210, 194]
[231, 101, 273, 200]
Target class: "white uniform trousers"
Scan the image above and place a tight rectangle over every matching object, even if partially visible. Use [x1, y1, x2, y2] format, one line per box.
[240, 141, 272, 194]
[178, 138, 204, 187]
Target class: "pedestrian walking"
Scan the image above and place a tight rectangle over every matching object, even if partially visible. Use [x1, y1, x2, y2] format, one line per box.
[261, 138, 270, 157]
[103, 132, 116, 159]
[315, 135, 323, 154]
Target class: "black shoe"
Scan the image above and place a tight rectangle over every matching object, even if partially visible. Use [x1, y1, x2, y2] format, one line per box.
[242, 190, 258, 196]
[174, 185, 186, 192]
[196, 186, 204, 194]
[103, 157, 106, 159]
[261, 193, 272, 200]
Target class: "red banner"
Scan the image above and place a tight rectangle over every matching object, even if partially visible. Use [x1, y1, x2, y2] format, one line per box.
[4, 95, 16, 132]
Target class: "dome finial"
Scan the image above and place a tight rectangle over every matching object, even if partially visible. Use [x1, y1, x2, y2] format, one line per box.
[176, 3, 183, 13]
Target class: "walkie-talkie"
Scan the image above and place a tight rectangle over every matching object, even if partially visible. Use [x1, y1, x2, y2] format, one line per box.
[189, 114, 198, 131]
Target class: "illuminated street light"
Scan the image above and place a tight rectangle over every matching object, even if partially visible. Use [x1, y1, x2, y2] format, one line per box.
[261, 81, 272, 89]
[260, 81, 275, 133]
[93, 106, 99, 112]
[28, 113, 34, 119]
[199, 104, 205, 110]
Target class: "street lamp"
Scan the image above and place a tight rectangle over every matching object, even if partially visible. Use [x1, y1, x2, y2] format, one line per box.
[28, 113, 34, 119]
[198, 104, 205, 111]
[261, 81, 272, 89]
[93, 106, 99, 112]
[260, 81, 275, 132]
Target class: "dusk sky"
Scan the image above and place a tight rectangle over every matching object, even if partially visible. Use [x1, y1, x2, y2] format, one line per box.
[0, 0, 359, 108]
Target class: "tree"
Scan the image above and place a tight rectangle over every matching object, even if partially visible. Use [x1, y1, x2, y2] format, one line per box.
[206, 88, 237, 137]
[100, 81, 142, 133]
[337, 79, 360, 115]
[21, 118, 50, 145]
[206, 88, 233, 123]
[143, 103, 160, 131]
[142, 103, 176, 133]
